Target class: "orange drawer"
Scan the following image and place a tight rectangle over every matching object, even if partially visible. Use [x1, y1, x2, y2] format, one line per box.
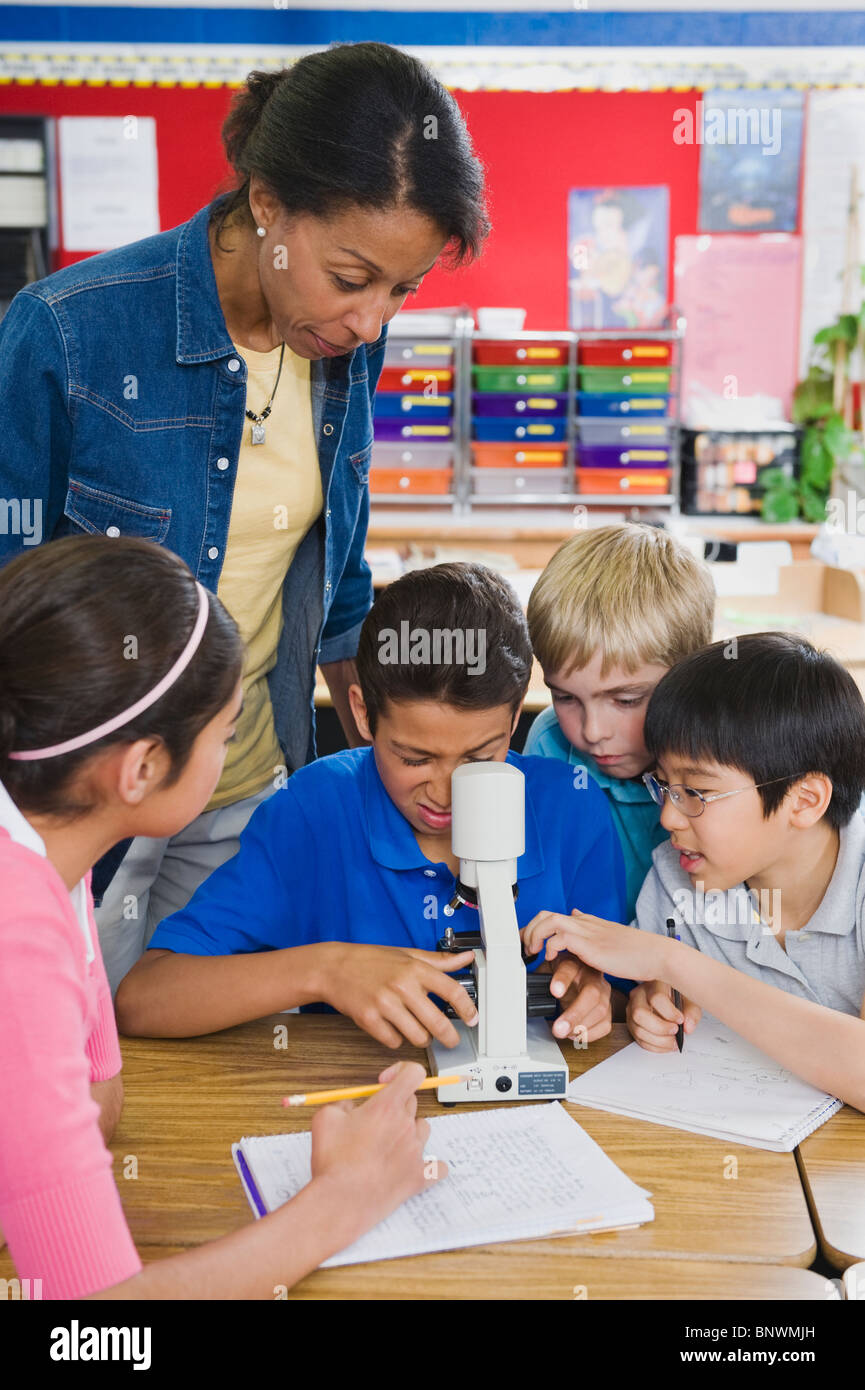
[472, 442, 569, 469]
[370, 468, 453, 495]
[473, 341, 569, 366]
[576, 468, 670, 495]
[378, 366, 454, 392]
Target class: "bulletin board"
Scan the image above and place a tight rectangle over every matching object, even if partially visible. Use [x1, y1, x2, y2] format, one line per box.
[0, 82, 706, 328]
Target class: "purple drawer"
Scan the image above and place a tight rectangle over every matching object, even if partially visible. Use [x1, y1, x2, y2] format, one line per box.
[576, 443, 671, 469]
[373, 419, 453, 443]
[471, 392, 568, 418]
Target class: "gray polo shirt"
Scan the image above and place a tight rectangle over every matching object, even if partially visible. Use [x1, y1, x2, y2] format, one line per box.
[634, 813, 865, 1016]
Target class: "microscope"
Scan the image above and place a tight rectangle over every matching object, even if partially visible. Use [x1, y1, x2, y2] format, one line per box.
[427, 761, 570, 1103]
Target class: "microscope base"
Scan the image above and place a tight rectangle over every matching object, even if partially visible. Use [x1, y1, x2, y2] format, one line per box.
[427, 1019, 569, 1103]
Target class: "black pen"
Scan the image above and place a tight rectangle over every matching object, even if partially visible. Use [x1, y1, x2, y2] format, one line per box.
[665, 917, 684, 1053]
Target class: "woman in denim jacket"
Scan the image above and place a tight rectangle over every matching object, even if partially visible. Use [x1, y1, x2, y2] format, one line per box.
[0, 41, 489, 992]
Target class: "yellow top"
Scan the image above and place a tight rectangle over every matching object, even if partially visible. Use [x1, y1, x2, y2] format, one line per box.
[204, 341, 323, 811]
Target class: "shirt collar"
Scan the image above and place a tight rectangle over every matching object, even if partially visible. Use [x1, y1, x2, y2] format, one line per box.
[362, 749, 545, 878]
[0, 779, 95, 962]
[800, 814, 864, 937]
[570, 747, 656, 803]
[665, 815, 862, 946]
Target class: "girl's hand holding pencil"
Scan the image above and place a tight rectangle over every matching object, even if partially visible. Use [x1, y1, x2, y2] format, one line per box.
[306, 1061, 447, 1245]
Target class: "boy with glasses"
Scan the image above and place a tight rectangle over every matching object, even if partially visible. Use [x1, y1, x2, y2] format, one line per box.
[523, 632, 865, 1108]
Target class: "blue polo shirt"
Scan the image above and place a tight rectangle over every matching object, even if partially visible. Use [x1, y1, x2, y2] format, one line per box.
[524, 705, 668, 919]
[149, 748, 626, 969]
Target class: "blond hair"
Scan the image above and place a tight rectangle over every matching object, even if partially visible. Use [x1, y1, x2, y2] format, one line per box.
[527, 523, 715, 677]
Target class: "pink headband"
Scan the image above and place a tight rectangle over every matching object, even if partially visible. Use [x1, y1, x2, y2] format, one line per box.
[9, 582, 211, 762]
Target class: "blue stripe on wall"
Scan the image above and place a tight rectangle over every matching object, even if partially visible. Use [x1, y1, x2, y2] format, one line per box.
[1, 8, 865, 48]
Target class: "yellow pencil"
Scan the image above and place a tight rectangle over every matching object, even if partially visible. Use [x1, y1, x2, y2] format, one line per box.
[283, 1075, 465, 1107]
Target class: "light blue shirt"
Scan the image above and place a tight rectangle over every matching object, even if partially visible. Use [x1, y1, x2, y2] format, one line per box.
[524, 704, 667, 920]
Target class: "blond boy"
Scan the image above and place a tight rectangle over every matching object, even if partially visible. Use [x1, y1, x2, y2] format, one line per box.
[525, 523, 714, 917]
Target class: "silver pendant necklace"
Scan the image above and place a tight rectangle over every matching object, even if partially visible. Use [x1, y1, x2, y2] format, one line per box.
[244, 342, 285, 445]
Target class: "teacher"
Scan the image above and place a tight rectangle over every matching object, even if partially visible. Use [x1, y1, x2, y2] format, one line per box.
[0, 41, 489, 992]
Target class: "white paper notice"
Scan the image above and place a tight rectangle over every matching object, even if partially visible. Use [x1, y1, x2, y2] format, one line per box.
[59, 116, 159, 251]
[800, 90, 865, 377]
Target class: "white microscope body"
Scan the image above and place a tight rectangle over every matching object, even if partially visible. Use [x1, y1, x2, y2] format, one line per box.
[427, 761, 569, 1102]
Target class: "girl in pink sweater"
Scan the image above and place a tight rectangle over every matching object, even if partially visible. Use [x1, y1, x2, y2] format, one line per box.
[0, 534, 437, 1299]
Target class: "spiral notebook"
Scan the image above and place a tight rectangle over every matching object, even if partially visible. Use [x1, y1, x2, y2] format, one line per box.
[233, 1101, 653, 1267]
[566, 1017, 842, 1151]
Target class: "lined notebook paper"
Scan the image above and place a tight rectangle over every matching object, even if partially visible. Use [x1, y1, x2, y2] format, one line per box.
[566, 1017, 842, 1151]
[233, 1101, 653, 1266]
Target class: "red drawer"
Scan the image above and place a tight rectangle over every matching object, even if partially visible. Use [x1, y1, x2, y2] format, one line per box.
[576, 468, 670, 495]
[378, 366, 454, 393]
[370, 468, 453, 495]
[473, 341, 569, 367]
[578, 341, 671, 366]
[472, 442, 569, 469]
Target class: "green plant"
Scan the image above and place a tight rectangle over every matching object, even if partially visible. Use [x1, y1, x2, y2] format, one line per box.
[761, 311, 859, 523]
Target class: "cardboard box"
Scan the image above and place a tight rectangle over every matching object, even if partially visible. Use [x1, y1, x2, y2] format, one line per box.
[714, 562, 865, 683]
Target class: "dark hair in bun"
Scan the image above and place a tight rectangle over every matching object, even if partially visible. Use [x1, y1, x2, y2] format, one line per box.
[211, 42, 489, 267]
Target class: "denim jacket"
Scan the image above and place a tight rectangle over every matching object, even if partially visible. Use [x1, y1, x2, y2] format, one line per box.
[0, 198, 383, 778]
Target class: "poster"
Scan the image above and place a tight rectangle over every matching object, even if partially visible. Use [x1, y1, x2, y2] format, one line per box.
[674, 234, 802, 425]
[59, 116, 160, 252]
[567, 185, 669, 330]
[697, 89, 804, 233]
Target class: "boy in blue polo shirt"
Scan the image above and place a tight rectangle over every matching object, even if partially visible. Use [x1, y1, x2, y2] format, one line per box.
[116, 563, 626, 1051]
[525, 523, 715, 920]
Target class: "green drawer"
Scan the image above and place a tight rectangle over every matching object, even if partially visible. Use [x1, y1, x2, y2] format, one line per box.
[472, 365, 570, 393]
[578, 366, 672, 393]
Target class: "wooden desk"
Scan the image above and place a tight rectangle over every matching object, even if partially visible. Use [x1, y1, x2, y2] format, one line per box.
[796, 1107, 865, 1271]
[0, 1018, 819, 1298]
[107, 1020, 813, 1274]
[123, 1248, 833, 1301]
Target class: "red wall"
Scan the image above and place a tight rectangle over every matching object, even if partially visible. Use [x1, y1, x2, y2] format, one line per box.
[2, 83, 702, 327]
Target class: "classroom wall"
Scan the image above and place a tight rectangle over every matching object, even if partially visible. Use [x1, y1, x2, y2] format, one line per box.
[1, 82, 702, 328]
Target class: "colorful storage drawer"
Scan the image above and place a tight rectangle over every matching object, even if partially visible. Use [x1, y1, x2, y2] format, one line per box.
[576, 419, 671, 446]
[577, 393, 669, 418]
[578, 341, 671, 366]
[384, 342, 453, 368]
[473, 342, 569, 367]
[373, 420, 453, 442]
[378, 366, 453, 392]
[471, 392, 567, 418]
[473, 418, 567, 443]
[577, 468, 670, 495]
[577, 444, 671, 469]
[370, 468, 453, 495]
[473, 469, 568, 497]
[472, 443, 569, 469]
[371, 443, 453, 470]
[578, 367, 671, 393]
[374, 393, 453, 420]
[472, 366, 569, 393]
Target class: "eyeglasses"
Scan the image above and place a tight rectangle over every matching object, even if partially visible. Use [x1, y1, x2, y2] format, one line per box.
[642, 771, 802, 818]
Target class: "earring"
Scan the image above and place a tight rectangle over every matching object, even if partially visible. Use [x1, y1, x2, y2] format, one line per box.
[256, 226, 266, 238]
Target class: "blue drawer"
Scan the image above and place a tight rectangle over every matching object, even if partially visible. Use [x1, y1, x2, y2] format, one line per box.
[472, 417, 567, 443]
